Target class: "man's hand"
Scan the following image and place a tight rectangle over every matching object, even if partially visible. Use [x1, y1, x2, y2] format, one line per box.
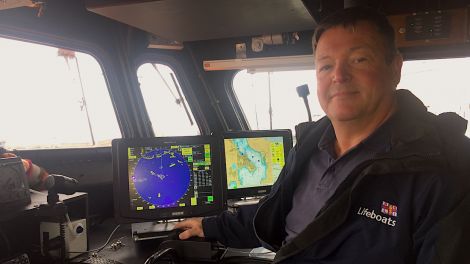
[174, 217, 205, 240]
[0, 152, 48, 190]
[0, 152, 17, 158]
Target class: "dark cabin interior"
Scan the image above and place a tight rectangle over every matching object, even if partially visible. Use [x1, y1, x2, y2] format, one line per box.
[1, 0, 469, 227]
[0, 0, 469, 261]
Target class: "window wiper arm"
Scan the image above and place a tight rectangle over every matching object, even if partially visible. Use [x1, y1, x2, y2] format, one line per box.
[151, 64, 194, 126]
[151, 63, 179, 102]
[170, 73, 194, 126]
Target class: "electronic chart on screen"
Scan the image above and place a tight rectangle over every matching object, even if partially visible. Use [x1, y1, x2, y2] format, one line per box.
[112, 136, 224, 223]
[222, 130, 293, 200]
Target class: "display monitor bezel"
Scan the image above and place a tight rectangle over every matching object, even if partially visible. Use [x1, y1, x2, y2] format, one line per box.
[222, 129, 293, 200]
[112, 136, 225, 224]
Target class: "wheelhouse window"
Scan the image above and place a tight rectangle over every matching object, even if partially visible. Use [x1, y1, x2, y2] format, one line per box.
[232, 69, 321, 136]
[137, 63, 200, 136]
[399, 58, 470, 137]
[0, 37, 121, 150]
[232, 57, 470, 138]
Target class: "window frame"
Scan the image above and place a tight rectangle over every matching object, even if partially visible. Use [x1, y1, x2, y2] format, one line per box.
[134, 53, 208, 136]
[225, 70, 251, 130]
[229, 68, 320, 134]
[228, 54, 470, 138]
[0, 26, 124, 149]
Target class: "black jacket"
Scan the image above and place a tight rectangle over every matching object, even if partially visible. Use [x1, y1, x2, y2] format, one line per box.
[203, 90, 470, 263]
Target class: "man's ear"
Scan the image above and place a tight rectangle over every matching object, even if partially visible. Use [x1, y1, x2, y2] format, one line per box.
[392, 53, 403, 86]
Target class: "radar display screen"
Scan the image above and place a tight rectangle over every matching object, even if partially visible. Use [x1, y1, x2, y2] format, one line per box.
[127, 144, 214, 212]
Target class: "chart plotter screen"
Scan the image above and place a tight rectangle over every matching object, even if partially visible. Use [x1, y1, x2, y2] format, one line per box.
[224, 136, 285, 190]
[222, 129, 293, 199]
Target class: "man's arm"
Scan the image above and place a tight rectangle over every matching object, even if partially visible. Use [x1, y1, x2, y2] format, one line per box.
[202, 203, 261, 248]
[21, 158, 49, 190]
[416, 127, 470, 263]
[432, 193, 470, 264]
[413, 171, 469, 264]
[174, 145, 297, 249]
[174, 203, 262, 249]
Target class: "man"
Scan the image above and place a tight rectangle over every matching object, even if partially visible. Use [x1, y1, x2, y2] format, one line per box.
[175, 6, 470, 263]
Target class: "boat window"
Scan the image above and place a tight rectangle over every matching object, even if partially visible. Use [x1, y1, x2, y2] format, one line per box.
[233, 58, 470, 138]
[232, 69, 320, 136]
[0, 37, 121, 150]
[137, 63, 200, 136]
[399, 58, 470, 137]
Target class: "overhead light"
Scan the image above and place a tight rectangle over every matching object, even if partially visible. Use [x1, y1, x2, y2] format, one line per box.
[147, 34, 184, 50]
[0, 0, 35, 10]
[203, 55, 314, 73]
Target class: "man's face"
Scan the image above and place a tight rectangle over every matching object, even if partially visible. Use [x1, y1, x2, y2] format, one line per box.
[314, 21, 402, 125]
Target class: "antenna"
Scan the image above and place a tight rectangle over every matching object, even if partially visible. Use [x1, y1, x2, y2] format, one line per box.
[296, 84, 312, 122]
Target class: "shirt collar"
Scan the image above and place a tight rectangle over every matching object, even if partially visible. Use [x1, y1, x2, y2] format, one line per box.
[317, 117, 393, 158]
[317, 123, 335, 151]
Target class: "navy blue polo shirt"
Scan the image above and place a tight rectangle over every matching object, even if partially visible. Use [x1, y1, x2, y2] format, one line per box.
[284, 120, 393, 243]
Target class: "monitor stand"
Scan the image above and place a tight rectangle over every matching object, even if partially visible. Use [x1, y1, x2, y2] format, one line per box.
[154, 238, 223, 262]
[131, 220, 178, 241]
[132, 220, 224, 262]
[228, 196, 263, 208]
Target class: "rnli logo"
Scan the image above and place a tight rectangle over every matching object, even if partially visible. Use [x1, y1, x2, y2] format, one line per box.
[357, 202, 398, 227]
[381, 201, 398, 217]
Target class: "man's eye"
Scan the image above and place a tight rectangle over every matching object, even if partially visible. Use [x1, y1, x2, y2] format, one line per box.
[353, 57, 367, 63]
[319, 65, 332, 72]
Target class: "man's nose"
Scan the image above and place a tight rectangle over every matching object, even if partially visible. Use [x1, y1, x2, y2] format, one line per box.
[332, 62, 351, 83]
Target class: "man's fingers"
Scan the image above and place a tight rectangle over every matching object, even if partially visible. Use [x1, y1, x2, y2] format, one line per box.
[173, 221, 188, 230]
[0, 153, 16, 158]
[173, 218, 204, 239]
[178, 229, 194, 240]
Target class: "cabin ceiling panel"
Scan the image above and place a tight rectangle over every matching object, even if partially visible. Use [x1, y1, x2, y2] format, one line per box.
[86, 0, 315, 42]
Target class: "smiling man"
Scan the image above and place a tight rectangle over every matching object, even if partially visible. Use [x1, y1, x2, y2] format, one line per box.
[175, 6, 470, 263]
[314, 20, 402, 156]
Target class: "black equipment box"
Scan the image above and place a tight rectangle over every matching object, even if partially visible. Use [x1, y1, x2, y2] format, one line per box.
[0, 157, 31, 212]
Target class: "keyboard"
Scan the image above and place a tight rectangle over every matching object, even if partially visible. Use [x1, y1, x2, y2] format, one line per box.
[1, 253, 30, 264]
[80, 256, 124, 264]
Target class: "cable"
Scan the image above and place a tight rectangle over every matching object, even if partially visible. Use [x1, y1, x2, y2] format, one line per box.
[144, 247, 175, 264]
[218, 248, 275, 263]
[218, 247, 229, 260]
[224, 248, 274, 256]
[59, 222, 66, 263]
[220, 256, 274, 263]
[68, 224, 121, 255]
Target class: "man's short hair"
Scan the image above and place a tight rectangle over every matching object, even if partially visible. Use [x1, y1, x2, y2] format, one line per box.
[313, 6, 397, 63]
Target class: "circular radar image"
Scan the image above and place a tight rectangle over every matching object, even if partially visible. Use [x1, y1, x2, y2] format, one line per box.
[133, 148, 191, 207]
